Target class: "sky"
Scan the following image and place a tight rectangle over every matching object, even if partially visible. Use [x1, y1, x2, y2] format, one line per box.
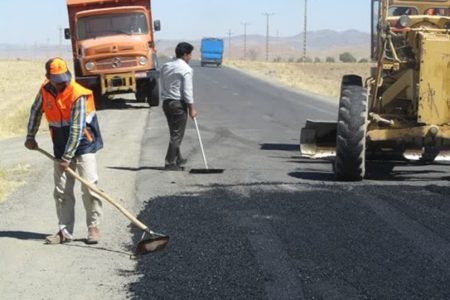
[0, 0, 371, 45]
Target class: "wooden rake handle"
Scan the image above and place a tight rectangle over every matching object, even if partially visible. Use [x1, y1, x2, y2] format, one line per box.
[37, 148, 150, 232]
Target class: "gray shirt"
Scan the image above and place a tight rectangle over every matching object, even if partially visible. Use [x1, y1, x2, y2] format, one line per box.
[160, 58, 194, 104]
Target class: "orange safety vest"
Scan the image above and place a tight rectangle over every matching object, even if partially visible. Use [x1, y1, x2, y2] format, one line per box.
[41, 80, 96, 125]
[40, 80, 103, 159]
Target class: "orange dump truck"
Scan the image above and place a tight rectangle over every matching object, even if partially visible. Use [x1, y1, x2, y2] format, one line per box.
[65, 0, 161, 106]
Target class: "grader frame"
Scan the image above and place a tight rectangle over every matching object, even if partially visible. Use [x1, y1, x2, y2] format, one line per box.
[300, 0, 450, 180]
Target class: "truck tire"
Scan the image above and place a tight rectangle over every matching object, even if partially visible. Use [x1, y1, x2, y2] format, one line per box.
[147, 79, 160, 107]
[334, 75, 368, 181]
[93, 86, 106, 110]
[135, 89, 146, 103]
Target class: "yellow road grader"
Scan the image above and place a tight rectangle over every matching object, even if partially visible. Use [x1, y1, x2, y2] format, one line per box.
[300, 0, 450, 181]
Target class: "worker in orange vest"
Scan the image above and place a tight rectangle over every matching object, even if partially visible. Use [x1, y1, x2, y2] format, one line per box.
[25, 57, 104, 245]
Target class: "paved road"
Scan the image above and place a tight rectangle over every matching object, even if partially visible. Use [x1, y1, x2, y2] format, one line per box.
[129, 63, 450, 299]
[1, 62, 450, 299]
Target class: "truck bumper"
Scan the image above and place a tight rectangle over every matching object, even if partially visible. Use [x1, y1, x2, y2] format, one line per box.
[201, 59, 222, 64]
[76, 70, 160, 94]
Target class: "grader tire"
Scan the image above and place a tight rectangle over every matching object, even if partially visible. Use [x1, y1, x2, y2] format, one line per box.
[334, 77, 368, 181]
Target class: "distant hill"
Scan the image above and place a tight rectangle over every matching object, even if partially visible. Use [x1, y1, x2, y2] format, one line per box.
[0, 29, 370, 62]
[156, 29, 371, 62]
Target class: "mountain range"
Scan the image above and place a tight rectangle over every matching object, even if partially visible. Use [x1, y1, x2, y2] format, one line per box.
[156, 29, 371, 61]
[0, 29, 370, 61]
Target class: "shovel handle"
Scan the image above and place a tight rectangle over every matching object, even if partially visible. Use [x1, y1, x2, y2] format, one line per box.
[37, 148, 149, 232]
[193, 117, 209, 169]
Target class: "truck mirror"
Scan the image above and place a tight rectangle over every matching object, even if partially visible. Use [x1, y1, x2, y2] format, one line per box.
[154, 20, 161, 31]
[64, 28, 71, 40]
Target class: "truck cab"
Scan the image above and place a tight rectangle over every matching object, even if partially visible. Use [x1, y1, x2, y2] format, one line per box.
[65, 0, 161, 107]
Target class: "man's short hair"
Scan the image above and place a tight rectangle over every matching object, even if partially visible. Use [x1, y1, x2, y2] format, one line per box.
[175, 42, 194, 58]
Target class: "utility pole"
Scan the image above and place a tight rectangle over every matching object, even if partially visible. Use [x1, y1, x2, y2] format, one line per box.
[303, 0, 308, 61]
[241, 22, 250, 60]
[262, 12, 275, 62]
[226, 29, 233, 60]
[59, 26, 63, 57]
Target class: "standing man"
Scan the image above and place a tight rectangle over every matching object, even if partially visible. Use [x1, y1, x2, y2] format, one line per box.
[24, 57, 104, 245]
[160, 42, 198, 170]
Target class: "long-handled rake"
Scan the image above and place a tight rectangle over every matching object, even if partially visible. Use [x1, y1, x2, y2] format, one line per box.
[189, 117, 225, 174]
[37, 148, 169, 256]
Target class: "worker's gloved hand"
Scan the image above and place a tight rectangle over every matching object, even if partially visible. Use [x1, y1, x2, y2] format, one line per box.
[24, 138, 38, 150]
[58, 159, 70, 170]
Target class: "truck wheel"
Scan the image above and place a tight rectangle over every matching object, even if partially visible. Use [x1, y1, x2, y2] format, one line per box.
[135, 89, 146, 103]
[93, 87, 106, 110]
[334, 75, 368, 181]
[147, 79, 160, 107]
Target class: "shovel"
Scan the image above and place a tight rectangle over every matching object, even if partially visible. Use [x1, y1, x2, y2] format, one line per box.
[37, 148, 169, 256]
[189, 117, 224, 174]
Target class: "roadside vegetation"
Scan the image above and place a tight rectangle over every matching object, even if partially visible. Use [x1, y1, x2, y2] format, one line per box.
[224, 60, 372, 100]
[0, 60, 45, 139]
[0, 59, 44, 202]
[0, 164, 29, 203]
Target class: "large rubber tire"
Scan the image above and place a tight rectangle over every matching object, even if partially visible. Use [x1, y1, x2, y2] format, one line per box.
[334, 75, 368, 181]
[135, 89, 146, 103]
[147, 79, 160, 107]
[92, 86, 106, 110]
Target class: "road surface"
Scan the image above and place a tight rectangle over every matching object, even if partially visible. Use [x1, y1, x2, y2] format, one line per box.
[1, 63, 450, 299]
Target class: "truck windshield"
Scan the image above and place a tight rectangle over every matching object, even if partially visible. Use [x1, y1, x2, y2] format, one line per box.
[77, 12, 148, 40]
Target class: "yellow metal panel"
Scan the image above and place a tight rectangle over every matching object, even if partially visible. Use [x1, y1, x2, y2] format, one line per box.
[418, 32, 450, 125]
[100, 72, 136, 94]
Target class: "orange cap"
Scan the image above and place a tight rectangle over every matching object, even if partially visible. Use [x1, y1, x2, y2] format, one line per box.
[45, 58, 72, 83]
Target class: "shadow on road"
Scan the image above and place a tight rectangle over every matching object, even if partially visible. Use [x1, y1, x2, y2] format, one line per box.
[63, 241, 132, 257]
[0, 231, 48, 240]
[108, 166, 166, 172]
[260, 143, 299, 151]
[96, 99, 150, 111]
[291, 158, 450, 182]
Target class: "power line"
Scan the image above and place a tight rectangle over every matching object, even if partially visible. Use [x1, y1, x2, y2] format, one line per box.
[262, 12, 275, 62]
[226, 29, 233, 60]
[303, 0, 308, 61]
[241, 22, 250, 60]
[59, 26, 63, 57]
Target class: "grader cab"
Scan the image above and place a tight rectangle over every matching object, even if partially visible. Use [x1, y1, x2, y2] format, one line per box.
[300, 0, 450, 181]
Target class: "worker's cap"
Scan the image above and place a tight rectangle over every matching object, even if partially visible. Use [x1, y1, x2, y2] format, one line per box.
[45, 58, 72, 83]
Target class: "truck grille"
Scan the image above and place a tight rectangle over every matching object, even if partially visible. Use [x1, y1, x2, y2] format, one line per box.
[96, 57, 137, 70]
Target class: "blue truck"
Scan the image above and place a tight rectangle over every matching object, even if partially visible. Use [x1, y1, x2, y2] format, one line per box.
[200, 38, 224, 67]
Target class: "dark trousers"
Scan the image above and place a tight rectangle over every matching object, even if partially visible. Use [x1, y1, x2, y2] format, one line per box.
[163, 100, 188, 166]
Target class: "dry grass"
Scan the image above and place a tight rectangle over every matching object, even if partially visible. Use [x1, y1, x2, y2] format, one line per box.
[0, 60, 46, 202]
[224, 60, 373, 100]
[0, 164, 29, 203]
[0, 60, 47, 139]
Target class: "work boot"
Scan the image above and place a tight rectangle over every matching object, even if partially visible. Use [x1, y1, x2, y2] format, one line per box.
[164, 164, 185, 171]
[86, 226, 100, 244]
[177, 158, 188, 166]
[45, 228, 73, 245]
